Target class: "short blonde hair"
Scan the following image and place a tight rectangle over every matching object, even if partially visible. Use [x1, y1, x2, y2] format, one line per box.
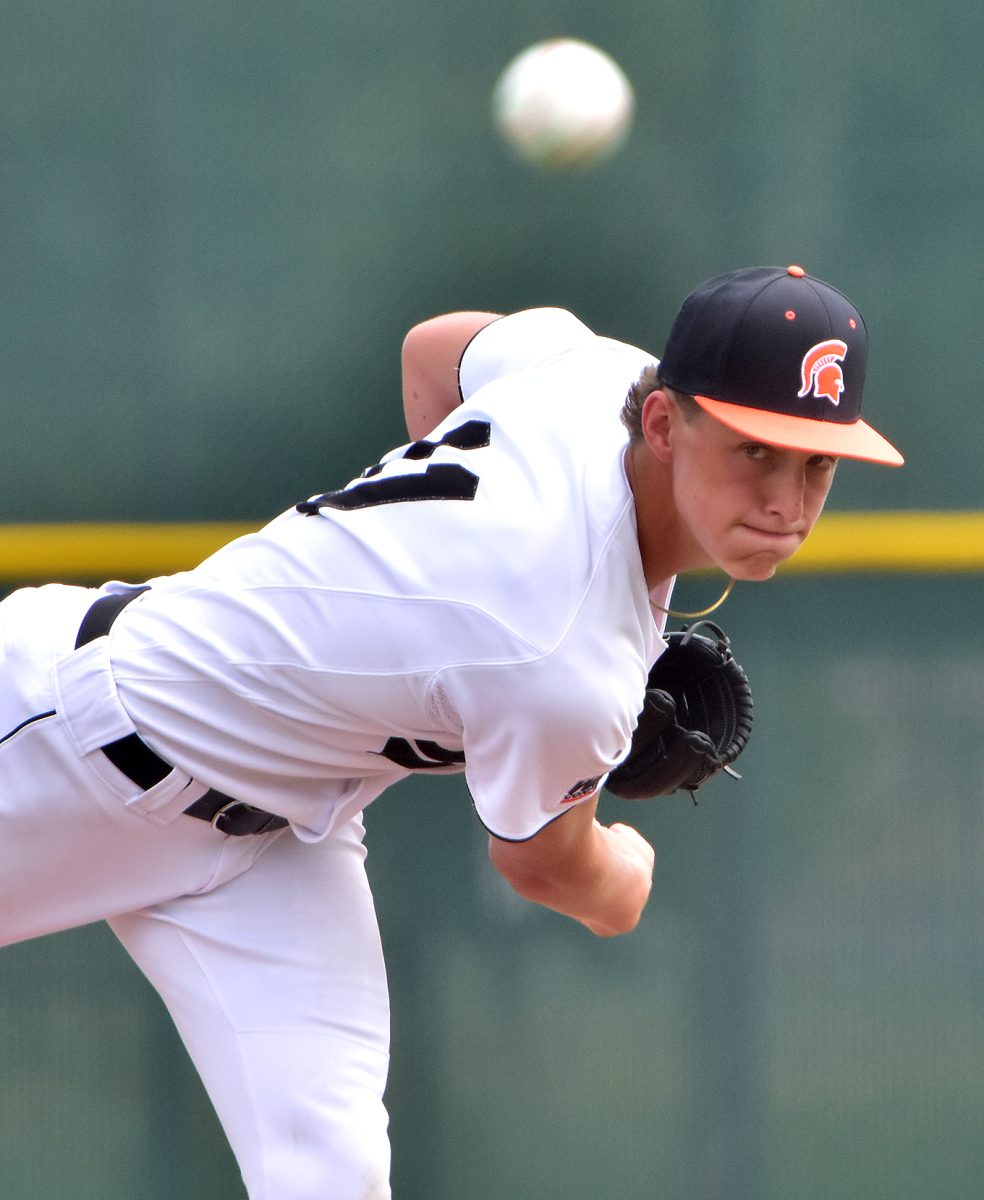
[620, 366, 701, 439]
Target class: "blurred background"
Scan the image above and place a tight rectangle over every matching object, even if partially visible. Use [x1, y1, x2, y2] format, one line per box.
[1, 1, 982, 1197]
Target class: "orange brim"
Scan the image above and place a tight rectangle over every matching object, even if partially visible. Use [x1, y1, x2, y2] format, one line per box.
[694, 395, 904, 466]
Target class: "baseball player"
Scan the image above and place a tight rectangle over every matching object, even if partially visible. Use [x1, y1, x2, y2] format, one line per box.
[0, 266, 902, 1199]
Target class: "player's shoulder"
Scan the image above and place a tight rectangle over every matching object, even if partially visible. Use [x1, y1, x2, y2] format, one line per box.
[475, 306, 593, 344]
[458, 308, 594, 398]
[459, 308, 655, 403]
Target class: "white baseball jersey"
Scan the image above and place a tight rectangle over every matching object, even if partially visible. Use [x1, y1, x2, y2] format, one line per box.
[107, 308, 673, 841]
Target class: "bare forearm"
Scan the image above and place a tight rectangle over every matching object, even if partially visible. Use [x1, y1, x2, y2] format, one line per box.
[489, 805, 655, 937]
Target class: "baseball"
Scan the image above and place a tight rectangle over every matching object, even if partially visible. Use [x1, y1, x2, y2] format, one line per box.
[491, 38, 635, 171]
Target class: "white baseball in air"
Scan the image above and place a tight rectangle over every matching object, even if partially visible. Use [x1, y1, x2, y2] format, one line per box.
[491, 38, 635, 170]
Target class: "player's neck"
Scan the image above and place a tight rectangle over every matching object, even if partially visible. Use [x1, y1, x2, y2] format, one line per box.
[624, 441, 712, 588]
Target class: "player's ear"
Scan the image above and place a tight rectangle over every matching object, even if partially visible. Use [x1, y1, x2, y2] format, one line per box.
[639, 389, 675, 464]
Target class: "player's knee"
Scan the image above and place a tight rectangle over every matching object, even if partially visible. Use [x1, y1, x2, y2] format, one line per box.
[245, 1123, 391, 1200]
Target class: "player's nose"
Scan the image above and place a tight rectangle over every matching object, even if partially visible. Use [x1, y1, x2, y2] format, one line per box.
[765, 461, 807, 527]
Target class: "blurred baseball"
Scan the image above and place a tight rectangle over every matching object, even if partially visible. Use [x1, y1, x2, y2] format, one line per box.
[491, 39, 635, 171]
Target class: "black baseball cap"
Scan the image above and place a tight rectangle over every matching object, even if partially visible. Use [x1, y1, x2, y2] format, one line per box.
[657, 265, 903, 465]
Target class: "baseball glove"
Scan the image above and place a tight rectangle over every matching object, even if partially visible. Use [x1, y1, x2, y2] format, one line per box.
[605, 621, 754, 801]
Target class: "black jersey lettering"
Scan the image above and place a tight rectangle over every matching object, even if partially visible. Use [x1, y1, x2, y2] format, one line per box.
[376, 737, 466, 771]
[297, 421, 490, 514]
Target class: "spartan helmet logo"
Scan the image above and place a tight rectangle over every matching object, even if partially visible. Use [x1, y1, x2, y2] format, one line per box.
[798, 339, 848, 407]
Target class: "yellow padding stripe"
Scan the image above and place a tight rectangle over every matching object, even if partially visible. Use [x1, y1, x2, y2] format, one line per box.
[0, 512, 982, 581]
[0, 522, 256, 581]
[779, 511, 984, 573]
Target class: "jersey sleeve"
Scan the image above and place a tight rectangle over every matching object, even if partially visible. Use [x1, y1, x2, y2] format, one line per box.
[435, 654, 642, 842]
[457, 308, 597, 404]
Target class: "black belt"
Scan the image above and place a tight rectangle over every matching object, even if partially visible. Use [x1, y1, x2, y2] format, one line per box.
[76, 589, 288, 836]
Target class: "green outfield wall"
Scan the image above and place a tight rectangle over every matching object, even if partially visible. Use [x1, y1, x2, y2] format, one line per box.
[2, 2, 982, 1198]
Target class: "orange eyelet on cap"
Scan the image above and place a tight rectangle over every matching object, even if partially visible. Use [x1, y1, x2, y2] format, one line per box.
[787, 264, 806, 277]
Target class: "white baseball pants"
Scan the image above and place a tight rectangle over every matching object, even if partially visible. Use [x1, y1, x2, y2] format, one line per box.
[0, 584, 391, 1200]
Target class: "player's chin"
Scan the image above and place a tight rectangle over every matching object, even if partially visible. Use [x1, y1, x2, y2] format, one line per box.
[725, 546, 798, 581]
[725, 531, 804, 580]
[735, 559, 781, 581]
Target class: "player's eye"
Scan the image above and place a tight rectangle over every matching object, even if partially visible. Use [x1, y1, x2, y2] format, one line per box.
[808, 454, 837, 471]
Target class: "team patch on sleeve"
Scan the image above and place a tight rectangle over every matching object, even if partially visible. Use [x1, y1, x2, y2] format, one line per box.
[562, 776, 603, 803]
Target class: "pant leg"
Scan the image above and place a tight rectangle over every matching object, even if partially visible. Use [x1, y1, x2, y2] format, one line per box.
[1, 584, 392, 1196]
[0, 584, 268, 945]
[108, 814, 392, 1200]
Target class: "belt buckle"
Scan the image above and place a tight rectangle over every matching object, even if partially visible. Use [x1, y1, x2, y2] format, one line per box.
[210, 799, 250, 834]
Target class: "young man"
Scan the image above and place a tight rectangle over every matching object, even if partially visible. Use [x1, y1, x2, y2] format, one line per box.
[0, 265, 902, 1199]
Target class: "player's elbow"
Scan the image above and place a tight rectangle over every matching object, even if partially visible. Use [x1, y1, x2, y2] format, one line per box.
[488, 833, 549, 902]
[487, 823, 604, 918]
[488, 831, 571, 906]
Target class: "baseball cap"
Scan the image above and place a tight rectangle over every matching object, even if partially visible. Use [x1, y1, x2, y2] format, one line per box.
[657, 265, 903, 465]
